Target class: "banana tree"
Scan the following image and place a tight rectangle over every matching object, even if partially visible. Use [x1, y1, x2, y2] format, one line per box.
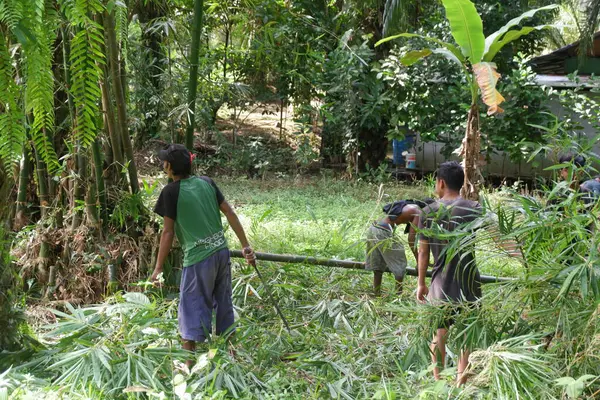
[377, 0, 557, 200]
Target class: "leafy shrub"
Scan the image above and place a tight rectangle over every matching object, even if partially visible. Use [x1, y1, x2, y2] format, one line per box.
[12, 293, 186, 397]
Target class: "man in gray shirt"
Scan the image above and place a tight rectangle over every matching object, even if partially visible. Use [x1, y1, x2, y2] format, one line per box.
[417, 161, 482, 386]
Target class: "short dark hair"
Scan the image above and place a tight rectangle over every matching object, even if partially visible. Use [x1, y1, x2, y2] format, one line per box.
[559, 153, 586, 168]
[158, 144, 192, 176]
[437, 161, 464, 192]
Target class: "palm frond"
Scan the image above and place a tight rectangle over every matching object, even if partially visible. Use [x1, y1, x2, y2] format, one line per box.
[383, 0, 409, 37]
[469, 335, 557, 399]
[64, 0, 105, 149]
[579, 0, 600, 61]
[0, 0, 24, 30]
[115, 0, 128, 46]
[23, 1, 60, 172]
[0, 26, 26, 172]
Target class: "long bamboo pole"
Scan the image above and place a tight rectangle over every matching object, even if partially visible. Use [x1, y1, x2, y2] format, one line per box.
[229, 250, 514, 284]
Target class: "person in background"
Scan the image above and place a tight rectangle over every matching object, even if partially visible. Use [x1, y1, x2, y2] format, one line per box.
[416, 161, 482, 386]
[581, 175, 600, 195]
[552, 153, 598, 212]
[558, 153, 586, 190]
[150, 144, 255, 366]
[366, 199, 433, 295]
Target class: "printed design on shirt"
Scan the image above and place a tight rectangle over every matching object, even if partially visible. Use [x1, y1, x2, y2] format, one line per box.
[192, 230, 226, 251]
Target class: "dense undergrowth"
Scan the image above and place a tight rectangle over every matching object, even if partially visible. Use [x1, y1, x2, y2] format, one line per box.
[2, 178, 599, 399]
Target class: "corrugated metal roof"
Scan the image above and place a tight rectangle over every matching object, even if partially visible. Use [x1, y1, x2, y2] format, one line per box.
[529, 31, 600, 75]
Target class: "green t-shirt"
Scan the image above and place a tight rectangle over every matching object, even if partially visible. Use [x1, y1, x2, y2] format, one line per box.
[154, 176, 228, 267]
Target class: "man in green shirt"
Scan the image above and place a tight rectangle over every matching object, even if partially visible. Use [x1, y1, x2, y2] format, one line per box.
[151, 144, 255, 363]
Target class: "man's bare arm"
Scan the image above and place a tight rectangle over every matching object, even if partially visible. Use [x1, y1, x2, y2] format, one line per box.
[220, 200, 255, 264]
[151, 216, 175, 282]
[407, 209, 421, 260]
[220, 201, 249, 247]
[416, 238, 430, 302]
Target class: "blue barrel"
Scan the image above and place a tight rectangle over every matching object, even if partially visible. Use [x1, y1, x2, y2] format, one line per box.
[392, 135, 415, 165]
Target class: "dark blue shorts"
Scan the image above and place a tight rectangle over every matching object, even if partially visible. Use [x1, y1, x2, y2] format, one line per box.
[179, 248, 234, 342]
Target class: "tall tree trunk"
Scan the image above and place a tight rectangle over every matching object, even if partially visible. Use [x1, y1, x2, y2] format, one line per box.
[14, 144, 31, 230]
[85, 166, 99, 231]
[34, 144, 49, 219]
[71, 142, 87, 229]
[459, 104, 481, 201]
[223, 24, 229, 82]
[92, 139, 107, 225]
[100, 61, 125, 178]
[185, 0, 205, 149]
[46, 131, 57, 202]
[59, 27, 76, 228]
[279, 99, 284, 140]
[51, 31, 71, 202]
[136, 1, 165, 147]
[168, 38, 175, 142]
[105, 11, 139, 194]
[37, 232, 50, 284]
[33, 133, 51, 284]
[355, 2, 390, 172]
[56, 183, 64, 229]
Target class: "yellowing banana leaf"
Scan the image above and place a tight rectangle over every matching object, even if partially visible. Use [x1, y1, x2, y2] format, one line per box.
[473, 62, 505, 115]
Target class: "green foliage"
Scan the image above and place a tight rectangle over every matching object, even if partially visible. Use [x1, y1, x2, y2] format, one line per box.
[0, 225, 27, 353]
[482, 4, 558, 62]
[63, 0, 105, 149]
[480, 56, 552, 160]
[380, 45, 596, 162]
[377, 0, 558, 114]
[7, 178, 600, 398]
[579, 0, 600, 62]
[468, 336, 556, 398]
[0, 0, 23, 30]
[1, 0, 109, 173]
[383, 0, 436, 37]
[293, 132, 320, 171]
[359, 163, 393, 184]
[380, 45, 467, 154]
[0, 33, 25, 170]
[0, 0, 62, 172]
[23, 1, 60, 173]
[112, 0, 128, 48]
[12, 293, 187, 396]
[555, 375, 598, 399]
[442, 0, 486, 63]
[319, 38, 386, 164]
[110, 192, 147, 231]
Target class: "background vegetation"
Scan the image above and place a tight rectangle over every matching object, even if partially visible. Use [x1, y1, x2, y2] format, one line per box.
[1, 0, 600, 398]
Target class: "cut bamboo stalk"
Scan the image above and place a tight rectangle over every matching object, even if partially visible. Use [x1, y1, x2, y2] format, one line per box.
[229, 250, 514, 284]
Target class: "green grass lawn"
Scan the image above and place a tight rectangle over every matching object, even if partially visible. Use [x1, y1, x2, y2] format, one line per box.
[217, 176, 521, 279]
